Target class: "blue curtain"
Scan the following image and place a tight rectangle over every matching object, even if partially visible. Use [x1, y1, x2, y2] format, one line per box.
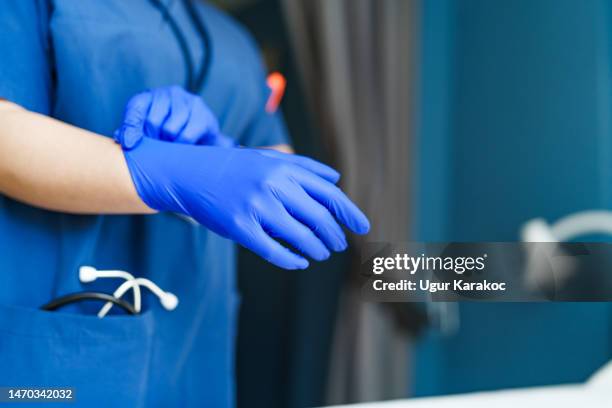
[414, 0, 612, 396]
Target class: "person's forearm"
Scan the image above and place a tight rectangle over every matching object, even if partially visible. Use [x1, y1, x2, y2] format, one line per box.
[0, 101, 154, 214]
[264, 144, 293, 154]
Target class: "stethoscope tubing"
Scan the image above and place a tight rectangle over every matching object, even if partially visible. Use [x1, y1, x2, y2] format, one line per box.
[148, 0, 213, 93]
[41, 292, 138, 315]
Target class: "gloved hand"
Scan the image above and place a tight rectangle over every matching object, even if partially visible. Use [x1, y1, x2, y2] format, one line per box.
[124, 139, 370, 269]
[114, 86, 236, 150]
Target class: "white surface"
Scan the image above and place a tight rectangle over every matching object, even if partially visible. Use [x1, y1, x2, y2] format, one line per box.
[328, 386, 608, 408]
[327, 361, 612, 407]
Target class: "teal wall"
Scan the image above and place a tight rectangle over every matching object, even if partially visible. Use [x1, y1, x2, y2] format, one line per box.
[414, 0, 612, 396]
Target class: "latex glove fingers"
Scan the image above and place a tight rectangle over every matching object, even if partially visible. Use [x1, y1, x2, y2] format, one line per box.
[291, 168, 370, 235]
[115, 86, 235, 149]
[274, 182, 348, 252]
[260, 202, 331, 262]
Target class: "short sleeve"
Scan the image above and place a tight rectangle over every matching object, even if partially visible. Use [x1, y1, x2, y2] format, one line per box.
[238, 37, 291, 148]
[0, 0, 53, 114]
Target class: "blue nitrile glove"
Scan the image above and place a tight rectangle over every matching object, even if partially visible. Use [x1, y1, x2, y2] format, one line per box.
[123, 139, 370, 270]
[114, 86, 236, 150]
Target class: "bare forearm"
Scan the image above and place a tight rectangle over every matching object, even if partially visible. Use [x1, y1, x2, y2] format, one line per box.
[0, 101, 153, 214]
[265, 144, 293, 154]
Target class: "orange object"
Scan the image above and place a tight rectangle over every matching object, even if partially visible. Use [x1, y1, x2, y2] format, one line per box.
[265, 72, 286, 113]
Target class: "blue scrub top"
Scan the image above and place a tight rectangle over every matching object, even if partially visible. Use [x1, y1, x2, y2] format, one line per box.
[0, 0, 289, 406]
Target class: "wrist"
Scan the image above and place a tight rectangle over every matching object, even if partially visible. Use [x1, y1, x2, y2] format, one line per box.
[121, 138, 184, 215]
[112, 141, 158, 214]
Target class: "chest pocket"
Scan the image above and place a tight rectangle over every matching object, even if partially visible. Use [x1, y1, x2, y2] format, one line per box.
[0, 303, 155, 407]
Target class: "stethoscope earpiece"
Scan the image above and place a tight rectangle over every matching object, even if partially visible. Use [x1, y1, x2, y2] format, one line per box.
[78, 266, 99, 283]
[161, 292, 179, 311]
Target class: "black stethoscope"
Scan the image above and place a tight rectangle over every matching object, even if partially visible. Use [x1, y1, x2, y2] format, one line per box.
[149, 0, 213, 93]
[41, 0, 208, 315]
